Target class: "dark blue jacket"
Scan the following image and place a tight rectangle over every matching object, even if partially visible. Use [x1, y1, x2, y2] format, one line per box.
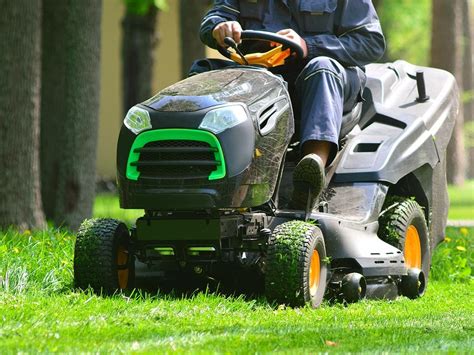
[200, 0, 385, 68]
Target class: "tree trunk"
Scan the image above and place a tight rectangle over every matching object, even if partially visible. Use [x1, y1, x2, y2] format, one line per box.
[462, 0, 474, 179]
[463, 0, 473, 121]
[121, 7, 158, 117]
[41, 0, 67, 220]
[41, 0, 102, 230]
[179, 0, 211, 78]
[0, 0, 45, 230]
[431, 0, 465, 185]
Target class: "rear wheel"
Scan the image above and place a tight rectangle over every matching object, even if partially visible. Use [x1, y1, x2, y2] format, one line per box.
[378, 198, 430, 296]
[265, 220, 327, 308]
[74, 218, 134, 294]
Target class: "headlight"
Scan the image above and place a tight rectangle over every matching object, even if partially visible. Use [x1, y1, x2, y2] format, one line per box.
[199, 105, 248, 134]
[124, 106, 152, 135]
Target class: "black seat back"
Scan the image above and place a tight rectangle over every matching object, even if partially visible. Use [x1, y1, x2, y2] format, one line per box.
[340, 102, 363, 139]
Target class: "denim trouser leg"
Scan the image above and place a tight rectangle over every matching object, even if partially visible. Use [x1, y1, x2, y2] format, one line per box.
[294, 56, 362, 148]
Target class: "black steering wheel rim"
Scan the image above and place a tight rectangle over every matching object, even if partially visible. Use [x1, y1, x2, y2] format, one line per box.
[219, 30, 305, 62]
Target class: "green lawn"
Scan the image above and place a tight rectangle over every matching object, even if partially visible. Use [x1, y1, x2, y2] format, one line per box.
[0, 282, 472, 353]
[0, 189, 473, 352]
[448, 180, 474, 220]
[0, 223, 472, 352]
[93, 193, 142, 225]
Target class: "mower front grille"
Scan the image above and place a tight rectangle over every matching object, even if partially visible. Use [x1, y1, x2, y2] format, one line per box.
[126, 129, 226, 182]
[132, 140, 220, 180]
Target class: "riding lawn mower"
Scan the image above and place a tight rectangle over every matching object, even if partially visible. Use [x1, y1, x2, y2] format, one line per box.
[74, 30, 457, 307]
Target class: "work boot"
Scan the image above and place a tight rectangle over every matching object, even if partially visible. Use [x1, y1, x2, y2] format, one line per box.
[291, 153, 326, 211]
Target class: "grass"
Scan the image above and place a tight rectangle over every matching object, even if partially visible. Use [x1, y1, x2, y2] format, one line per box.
[0, 224, 472, 352]
[0, 282, 472, 353]
[448, 180, 474, 220]
[0, 191, 473, 352]
[432, 227, 473, 283]
[93, 193, 142, 225]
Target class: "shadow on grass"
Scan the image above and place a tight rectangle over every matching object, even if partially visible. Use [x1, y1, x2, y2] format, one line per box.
[132, 269, 265, 302]
[70, 269, 267, 306]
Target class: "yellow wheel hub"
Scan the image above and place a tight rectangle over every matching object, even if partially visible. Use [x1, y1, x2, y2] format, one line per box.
[405, 225, 422, 269]
[117, 245, 129, 289]
[309, 250, 320, 297]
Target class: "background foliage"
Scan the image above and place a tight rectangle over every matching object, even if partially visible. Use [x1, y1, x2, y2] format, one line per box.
[123, 0, 168, 14]
[377, 0, 432, 65]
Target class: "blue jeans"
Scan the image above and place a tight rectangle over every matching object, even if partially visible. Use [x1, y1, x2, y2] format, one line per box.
[273, 56, 364, 149]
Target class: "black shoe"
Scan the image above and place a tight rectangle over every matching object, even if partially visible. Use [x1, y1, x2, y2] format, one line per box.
[291, 154, 326, 210]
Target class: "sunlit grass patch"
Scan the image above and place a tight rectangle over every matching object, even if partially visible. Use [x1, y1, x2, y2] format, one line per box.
[0, 228, 74, 294]
[448, 180, 474, 220]
[0, 281, 472, 353]
[431, 227, 473, 283]
[93, 193, 142, 225]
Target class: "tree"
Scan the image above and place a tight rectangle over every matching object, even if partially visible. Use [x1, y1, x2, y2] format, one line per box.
[463, 0, 473, 122]
[0, 0, 45, 230]
[462, 0, 474, 179]
[41, 0, 67, 222]
[431, 0, 466, 185]
[40, 0, 103, 229]
[179, 0, 211, 78]
[121, 0, 162, 117]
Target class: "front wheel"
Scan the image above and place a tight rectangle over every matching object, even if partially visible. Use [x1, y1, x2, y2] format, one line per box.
[265, 220, 328, 308]
[74, 218, 134, 294]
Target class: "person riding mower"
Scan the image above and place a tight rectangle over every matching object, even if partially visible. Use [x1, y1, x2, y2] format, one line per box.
[73, 1, 458, 308]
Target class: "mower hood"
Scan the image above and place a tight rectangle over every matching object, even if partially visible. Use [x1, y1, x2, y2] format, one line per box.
[142, 68, 286, 116]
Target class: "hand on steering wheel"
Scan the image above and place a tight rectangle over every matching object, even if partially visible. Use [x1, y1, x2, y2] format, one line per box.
[275, 29, 308, 58]
[215, 28, 306, 68]
[212, 21, 242, 47]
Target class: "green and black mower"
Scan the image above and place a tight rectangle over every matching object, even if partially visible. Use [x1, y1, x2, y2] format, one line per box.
[74, 31, 457, 307]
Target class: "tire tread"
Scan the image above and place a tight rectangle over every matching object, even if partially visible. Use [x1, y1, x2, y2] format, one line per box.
[74, 218, 131, 293]
[378, 197, 431, 279]
[265, 220, 326, 307]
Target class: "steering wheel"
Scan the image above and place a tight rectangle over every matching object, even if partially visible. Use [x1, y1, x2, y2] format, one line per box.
[218, 30, 305, 68]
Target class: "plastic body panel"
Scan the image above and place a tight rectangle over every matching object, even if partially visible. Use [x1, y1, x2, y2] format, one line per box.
[274, 182, 406, 278]
[335, 61, 458, 184]
[117, 68, 293, 210]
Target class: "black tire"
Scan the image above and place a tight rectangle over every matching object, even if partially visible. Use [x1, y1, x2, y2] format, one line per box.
[378, 197, 431, 288]
[400, 268, 426, 299]
[74, 218, 134, 294]
[265, 220, 327, 308]
[341, 272, 367, 303]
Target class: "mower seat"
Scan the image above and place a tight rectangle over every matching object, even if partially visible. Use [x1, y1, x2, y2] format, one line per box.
[339, 102, 363, 139]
